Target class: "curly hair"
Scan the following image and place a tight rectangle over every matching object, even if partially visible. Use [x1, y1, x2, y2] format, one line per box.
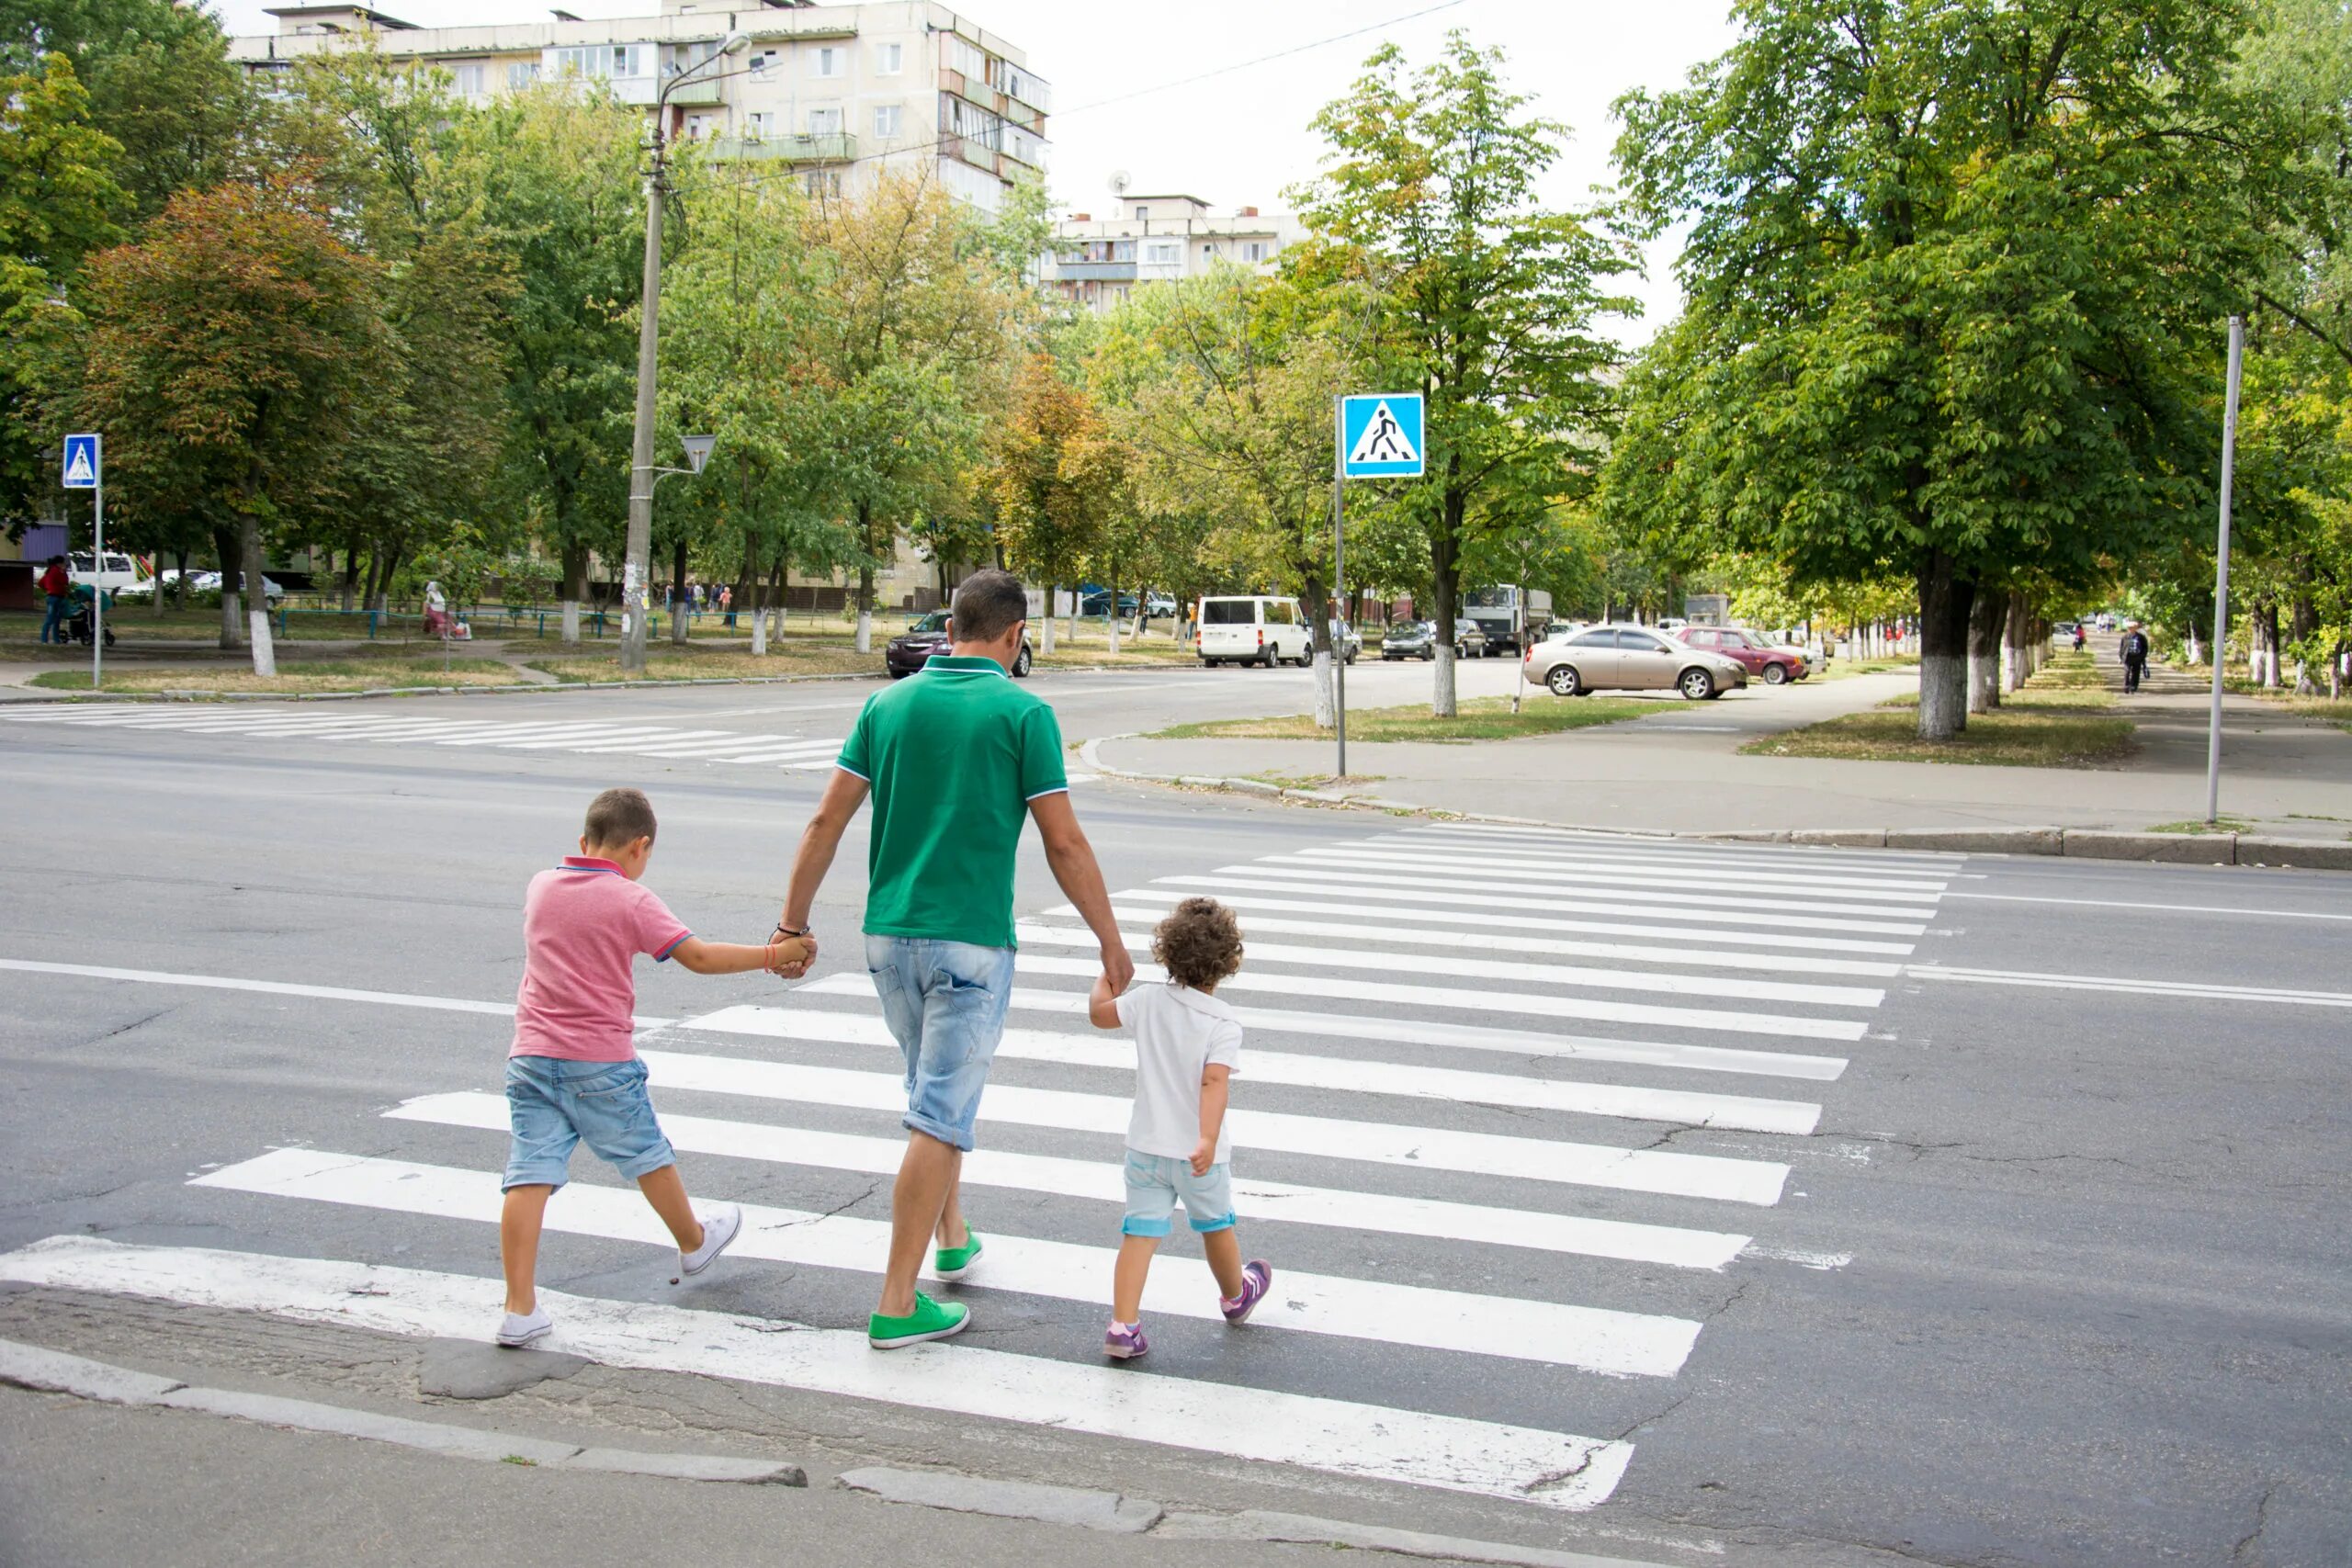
[1152, 897, 1244, 991]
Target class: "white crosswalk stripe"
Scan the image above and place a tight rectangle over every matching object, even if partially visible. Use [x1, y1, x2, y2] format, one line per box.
[6, 823, 1956, 1512]
[0, 704, 846, 773]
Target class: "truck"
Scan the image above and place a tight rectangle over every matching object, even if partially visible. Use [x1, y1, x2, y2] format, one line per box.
[1462, 584, 1554, 655]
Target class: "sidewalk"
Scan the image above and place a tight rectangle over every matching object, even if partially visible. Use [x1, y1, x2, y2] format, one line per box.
[1094, 667, 2352, 841]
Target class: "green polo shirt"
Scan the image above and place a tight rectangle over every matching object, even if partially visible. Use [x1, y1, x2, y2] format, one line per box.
[836, 654, 1069, 949]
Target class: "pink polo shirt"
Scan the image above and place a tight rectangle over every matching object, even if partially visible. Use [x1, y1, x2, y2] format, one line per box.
[510, 856, 692, 1062]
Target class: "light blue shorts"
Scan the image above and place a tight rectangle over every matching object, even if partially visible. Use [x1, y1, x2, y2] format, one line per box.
[1121, 1150, 1236, 1238]
[502, 1055, 674, 1190]
[866, 935, 1016, 1152]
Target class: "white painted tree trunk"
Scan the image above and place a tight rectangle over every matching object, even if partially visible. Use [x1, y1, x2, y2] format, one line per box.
[560, 600, 581, 646]
[248, 610, 277, 678]
[750, 608, 767, 656]
[2186, 629, 2200, 666]
[1039, 614, 1056, 655]
[1311, 649, 1335, 730]
[854, 608, 872, 653]
[1107, 608, 1121, 655]
[1431, 644, 1458, 718]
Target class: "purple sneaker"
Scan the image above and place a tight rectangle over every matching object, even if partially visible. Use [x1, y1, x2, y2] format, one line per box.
[1220, 1260, 1272, 1325]
[1103, 1321, 1148, 1359]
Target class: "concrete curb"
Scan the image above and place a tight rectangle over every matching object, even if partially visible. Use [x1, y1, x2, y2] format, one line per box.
[0, 1337, 806, 1485]
[837, 1466, 1676, 1568]
[1077, 738, 2352, 872]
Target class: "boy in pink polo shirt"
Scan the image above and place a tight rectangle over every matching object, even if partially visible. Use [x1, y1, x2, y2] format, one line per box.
[498, 787, 811, 1348]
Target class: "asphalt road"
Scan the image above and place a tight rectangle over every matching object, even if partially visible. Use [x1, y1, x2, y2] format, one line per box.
[1, 669, 2346, 1568]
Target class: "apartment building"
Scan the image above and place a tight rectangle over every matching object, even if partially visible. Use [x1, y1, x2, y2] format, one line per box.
[229, 0, 1049, 210]
[1046, 192, 1306, 313]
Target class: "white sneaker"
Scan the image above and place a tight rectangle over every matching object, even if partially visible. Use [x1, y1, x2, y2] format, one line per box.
[680, 1202, 742, 1277]
[497, 1307, 552, 1347]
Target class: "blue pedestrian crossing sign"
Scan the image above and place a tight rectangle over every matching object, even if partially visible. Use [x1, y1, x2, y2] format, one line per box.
[1340, 394, 1423, 479]
[62, 433, 100, 491]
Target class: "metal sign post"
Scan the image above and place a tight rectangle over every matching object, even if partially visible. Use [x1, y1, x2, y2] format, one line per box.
[1334, 393, 1426, 780]
[62, 433, 102, 689]
[2206, 315, 2245, 825]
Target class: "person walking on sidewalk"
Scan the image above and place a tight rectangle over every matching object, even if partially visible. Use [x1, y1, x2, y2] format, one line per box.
[1086, 897, 1273, 1360]
[778, 568, 1133, 1349]
[497, 787, 810, 1348]
[38, 556, 69, 644]
[2120, 622, 2151, 694]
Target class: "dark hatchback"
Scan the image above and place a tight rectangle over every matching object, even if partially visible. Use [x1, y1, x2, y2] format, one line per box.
[885, 611, 1035, 679]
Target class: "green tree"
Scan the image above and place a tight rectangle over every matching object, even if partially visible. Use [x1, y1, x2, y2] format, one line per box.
[989, 354, 1110, 656]
[1609, 0, 2304, 737]
[1296, 34, 1634, 715]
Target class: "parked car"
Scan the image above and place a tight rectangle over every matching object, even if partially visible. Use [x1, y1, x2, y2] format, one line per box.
[1196, 594, 1312, 668]
[886, 610, 1033, 679]
[1382, 620, 1439, 660]
[114, 568, 201, 602]
[1677, 625, 1807, 684]
[1326, 620, 1361, 664]
[1453, 618, 1489, 659]
[1523, 623, 1749, 700]
[1078, 585, 1139, 618]
[1143, 591, 1177, 620]
[66, 551, 142, 594]
[177, 570, 287, 604]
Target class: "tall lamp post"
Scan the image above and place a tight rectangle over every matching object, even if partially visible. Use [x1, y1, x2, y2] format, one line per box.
[622, 29, 749, 674]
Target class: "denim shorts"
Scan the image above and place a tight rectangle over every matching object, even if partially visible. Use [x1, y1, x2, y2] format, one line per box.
[1121, 1150, 1237, 1237]
[502, 1055, 675, 1190]
[865, 935, 1016, 1152]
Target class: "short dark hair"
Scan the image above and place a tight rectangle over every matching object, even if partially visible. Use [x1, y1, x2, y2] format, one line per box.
[1153, 897, 1244, 990]
[949, 569, 1028, 644]
[47, 555, 65, 566]
[582, 786, 658, 848]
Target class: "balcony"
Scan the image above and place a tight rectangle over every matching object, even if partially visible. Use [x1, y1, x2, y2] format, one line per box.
[660, 76, 724, 107]
[1053, 260, 1136, 283]
[707, 133, 855, 164]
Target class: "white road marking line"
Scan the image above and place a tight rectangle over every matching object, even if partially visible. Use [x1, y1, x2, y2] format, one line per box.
[362, 1122, 1722, 1364]
[698, 745, 843, 764]
[1403, 820, 1961, 866]
[1909, 964, 2352, 1008]
[1219, 861, 1939, 924]
[496, 726, 718, 750]
[1016, 923, 1887, 1010]
[1291, 847, 1948, 903]
[676, 1006, 1824, 1135]
[1391, 828, 1957, 879]
[623, 1050, 1789, 1205]
[792, 976, 1850, 1081]
[430, 723, 661, 747]
[0, 1235, 1631, 1510]
[612, 736, 814, 759]
[1084, 903, 1900, 978]
[0, 958, 672, 1030]
[1015, 953, 1865, 1044]
[1100, 886, 1917, 956]
[1940, 892, 2352, 922]
[1154, 872, 1928, 938]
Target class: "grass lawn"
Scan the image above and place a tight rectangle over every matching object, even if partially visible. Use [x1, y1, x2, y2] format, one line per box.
[1814, 656, 1920, 682]
[2145, 817, 2256, 834]
[2, 606, 428, 646]
[533, 644, 882, 682]
[27, 653, 526, 695]
[1151, 694, 1698, 743]
[1743, 706, 2136, 767]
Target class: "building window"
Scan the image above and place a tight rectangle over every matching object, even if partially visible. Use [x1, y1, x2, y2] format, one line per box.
[805, 170, 842, 197]
[1145, 242, 1179, 265]
[873, 104, 900, 139]
[1243, 241, 1269, 263]
[507, 61, 540, 89]
[1134, 205, 1148, 220]
[684, 113, 710, 141]
[452, 63, 486, 96]
[876, 41, 902, 75]
[551, 44, 647, 80]
[744, 110, 775, 141]
[808, 107, 843, 135]
[811, 45, 843, 78]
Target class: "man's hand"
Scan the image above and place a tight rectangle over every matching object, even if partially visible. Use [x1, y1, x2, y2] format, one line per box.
[1099, 941, 1136, 996]
[1188, 1137, 1214, 1178]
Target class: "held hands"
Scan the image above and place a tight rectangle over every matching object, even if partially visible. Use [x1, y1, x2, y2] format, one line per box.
[1189, 1138, 1214, 1178]
[764, 930, 816, 979]
[1099, 940, 1136, 996]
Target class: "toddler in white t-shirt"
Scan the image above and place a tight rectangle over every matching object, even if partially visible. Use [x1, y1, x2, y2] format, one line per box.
[1086, 897, 1272, 1360]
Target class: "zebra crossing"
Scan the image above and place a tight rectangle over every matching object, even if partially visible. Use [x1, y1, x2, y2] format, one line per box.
[0, 819, 1958, 1515]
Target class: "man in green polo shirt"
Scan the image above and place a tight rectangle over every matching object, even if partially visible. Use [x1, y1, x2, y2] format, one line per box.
[778, 569, 1132, 1348]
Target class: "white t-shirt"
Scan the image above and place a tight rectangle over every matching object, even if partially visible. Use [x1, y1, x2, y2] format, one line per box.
[1114, 981, 1243, 1162]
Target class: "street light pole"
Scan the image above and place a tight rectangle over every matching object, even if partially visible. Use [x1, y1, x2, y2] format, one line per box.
[621, 31, 748, 676]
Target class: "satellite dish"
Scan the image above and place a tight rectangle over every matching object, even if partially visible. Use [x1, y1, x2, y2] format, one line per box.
[1108, 170, 1131, 197]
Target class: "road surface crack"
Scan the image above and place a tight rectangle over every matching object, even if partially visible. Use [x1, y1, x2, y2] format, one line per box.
[2231, 1484, 2275, 1564]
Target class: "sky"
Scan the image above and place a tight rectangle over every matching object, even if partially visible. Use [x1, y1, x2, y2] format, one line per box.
[208, 0, 1739, 342]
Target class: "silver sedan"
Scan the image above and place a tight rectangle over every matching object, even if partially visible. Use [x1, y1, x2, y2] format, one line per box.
[1523, 624, 1750, 700]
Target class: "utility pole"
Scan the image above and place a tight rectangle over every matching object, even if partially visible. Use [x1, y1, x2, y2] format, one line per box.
[2205, 313, 2244, 825]
[621, 32, 748, 676]
[1333, 394, 1348, 780]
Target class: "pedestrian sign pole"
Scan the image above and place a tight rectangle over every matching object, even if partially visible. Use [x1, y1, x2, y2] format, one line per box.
[1333, 394, 1425, 778]
[2206, 316, 2244, 825]
[62, 433, 102, 689]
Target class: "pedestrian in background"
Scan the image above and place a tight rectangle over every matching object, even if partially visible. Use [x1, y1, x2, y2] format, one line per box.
[1087, 897, 1273, 1360]
[38, 556, 69, 643]
[495, 787, 810, 1348]
[2120, 621, 2150, 694]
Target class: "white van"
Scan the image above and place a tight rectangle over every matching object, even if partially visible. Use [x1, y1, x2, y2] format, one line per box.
[69, 551, 142, 593]
[1196, 595, 1312, 668]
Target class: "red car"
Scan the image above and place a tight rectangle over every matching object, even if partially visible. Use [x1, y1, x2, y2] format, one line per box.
[1676, 626, 1807, 684]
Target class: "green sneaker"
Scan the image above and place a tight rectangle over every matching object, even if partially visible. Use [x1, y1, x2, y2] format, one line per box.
[933, 1229, 984, 1281]
[868, 1292, 969, 1349]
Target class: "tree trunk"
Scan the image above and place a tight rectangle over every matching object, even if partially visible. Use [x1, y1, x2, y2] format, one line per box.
[168, 547, 188, 615]
[742, 531, 763, 653]
[2290, 592, 2318, 694]
[854, 561, 875, 653]
[1303, 570, 1333, 730]
[1967, 586, 2006, 714]
[339, 540, 359, 614]
[211, 525, 243, 649]
[1039, 585, 1057, 655]
[1106, 572, 1122, 656]
[768, 558, 787, 640]
[2002, 594, 2027, 692]
[2258, 603, 2280, 687]
[1430, 492, 1462, 717]
[1915, 549, 1973, 740]
[239, 513, 277, 677]
[670, 537, 690, 647]
[560, 541, 587, 647]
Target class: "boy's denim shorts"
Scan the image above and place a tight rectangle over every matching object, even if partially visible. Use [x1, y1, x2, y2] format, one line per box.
[866, 935, 1015, 1152]
[503, 1055, 674, 1190]
[1121, 1149, 1237, 1237]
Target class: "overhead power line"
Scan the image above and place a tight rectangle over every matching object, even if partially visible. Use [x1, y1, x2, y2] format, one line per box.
[1055, 0, 1474, 118]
